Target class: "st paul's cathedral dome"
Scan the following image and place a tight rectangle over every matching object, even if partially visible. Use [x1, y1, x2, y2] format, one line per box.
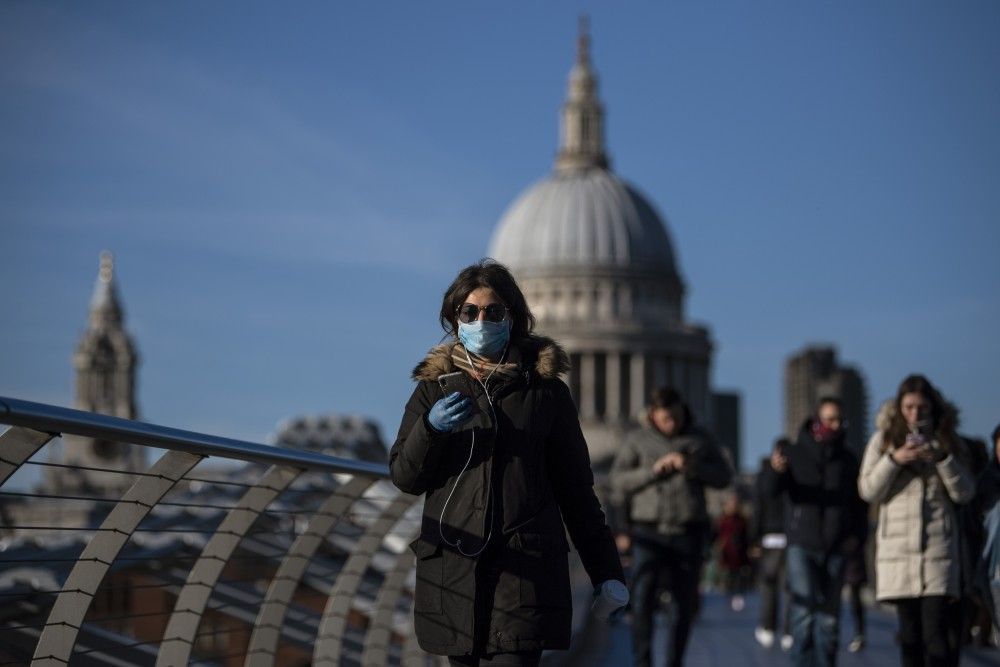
[487, 21, 717, 465]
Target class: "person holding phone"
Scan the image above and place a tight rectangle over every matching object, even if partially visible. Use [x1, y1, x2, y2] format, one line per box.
[609, 387, 733, 667]
[858, 375, 975, 667]
[390, 259, 626, 667]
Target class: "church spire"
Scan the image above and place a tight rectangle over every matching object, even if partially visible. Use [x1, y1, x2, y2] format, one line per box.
[89, 250, 124, 329]
[555, 16, 609, 173]
[75, 250, 138, 418]
[56, 250, 142, 495]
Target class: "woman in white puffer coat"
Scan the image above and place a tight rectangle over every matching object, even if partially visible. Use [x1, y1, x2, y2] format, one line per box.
[858, 374, 975, 667]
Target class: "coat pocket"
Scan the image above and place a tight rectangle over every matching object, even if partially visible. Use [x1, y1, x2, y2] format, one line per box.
[409, 535, 444, 614]
[514, 533, 571, 609]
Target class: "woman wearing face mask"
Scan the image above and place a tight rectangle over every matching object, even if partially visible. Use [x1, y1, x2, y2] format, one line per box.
[858, 375, 975, 667]
[390, 259, 626, 667]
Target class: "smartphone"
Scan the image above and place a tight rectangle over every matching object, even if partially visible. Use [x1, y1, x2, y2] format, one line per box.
[438, 371, 474, 399]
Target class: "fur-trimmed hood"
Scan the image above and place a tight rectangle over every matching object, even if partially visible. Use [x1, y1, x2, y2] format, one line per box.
[411, 335, 570, 383]
[875, 399, 894, 432]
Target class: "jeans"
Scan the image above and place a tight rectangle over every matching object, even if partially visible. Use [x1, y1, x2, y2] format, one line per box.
[758, 547, 790, 634]
[785, 545, 845, 667]
[629, 532, 704, 667]
[993, 585, 1000, 640]
[847, 581, 865, 639]
[895, 596, 962, 667]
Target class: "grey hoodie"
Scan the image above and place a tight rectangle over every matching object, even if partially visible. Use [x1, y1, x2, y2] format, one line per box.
[610, 422, 732, 536]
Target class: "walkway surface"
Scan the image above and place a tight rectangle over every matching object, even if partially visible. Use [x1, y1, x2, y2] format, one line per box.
[545, 592, 1000, 666]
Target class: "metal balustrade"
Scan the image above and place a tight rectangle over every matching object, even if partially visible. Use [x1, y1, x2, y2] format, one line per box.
[0, 396, 445, 667]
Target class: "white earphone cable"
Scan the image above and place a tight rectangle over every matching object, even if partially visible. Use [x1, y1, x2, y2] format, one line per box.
[437, 344, 507, 558]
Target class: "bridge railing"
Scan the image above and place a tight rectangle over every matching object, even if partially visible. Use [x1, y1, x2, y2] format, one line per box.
[0, 396, 441, 667]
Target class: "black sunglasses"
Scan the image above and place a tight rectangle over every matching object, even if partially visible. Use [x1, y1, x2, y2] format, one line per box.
[456, 303, 509, 324]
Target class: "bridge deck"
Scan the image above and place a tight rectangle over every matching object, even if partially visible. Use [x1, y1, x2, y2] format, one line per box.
[545, 592, 1000, 666]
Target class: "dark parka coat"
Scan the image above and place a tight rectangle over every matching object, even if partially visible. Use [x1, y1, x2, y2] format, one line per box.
[390, 336, 624, 656]
[749, 457, 786, 545]
[764, 420, 867, 554]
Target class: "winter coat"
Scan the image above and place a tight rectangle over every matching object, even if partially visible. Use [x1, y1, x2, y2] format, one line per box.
[608, 419, 732, 537]
[749, 458, 786, 545]
[858, 402, 976, 601]
[717, 513, 750, 570]
[978, 462, 1000, 587]
[977, 461, 1000, 630]
[390, 336, 624, 656]
[762, 420, 866, 554]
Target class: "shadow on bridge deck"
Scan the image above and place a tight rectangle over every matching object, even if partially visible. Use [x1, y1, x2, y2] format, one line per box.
[545, 592, 1000, 667]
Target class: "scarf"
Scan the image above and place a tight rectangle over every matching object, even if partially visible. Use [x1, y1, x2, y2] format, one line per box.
[811, 419, 840, 443]
[450, 343, 520, 385]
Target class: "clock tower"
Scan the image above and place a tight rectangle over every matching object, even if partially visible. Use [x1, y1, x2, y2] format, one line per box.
[50, 251, 145, 495]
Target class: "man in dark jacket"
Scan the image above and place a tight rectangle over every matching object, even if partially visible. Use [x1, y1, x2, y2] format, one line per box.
[765, 397, 865, 667]
[750, 438, 792, 650]
[610, 387, 733, 667]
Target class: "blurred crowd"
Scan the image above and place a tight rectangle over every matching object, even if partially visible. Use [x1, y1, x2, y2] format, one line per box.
[610, 374, 999, 667]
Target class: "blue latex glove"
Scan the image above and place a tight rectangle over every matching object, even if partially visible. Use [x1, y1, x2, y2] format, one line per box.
[427, 392, 474, 433]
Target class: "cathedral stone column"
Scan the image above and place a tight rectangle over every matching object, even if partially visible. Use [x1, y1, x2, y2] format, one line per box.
[630, 354, 646, 418]
[691, 359, 710, 425]
[605, 352, 621, 421]
[580, 353, 597, 420]
[653, 356, 668, 389]
[672, 356, 686, 396]
[598, 282, 614, 319]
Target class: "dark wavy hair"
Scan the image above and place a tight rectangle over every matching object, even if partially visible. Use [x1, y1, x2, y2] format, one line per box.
[439, 259, 535, 340]
[881, 374, 959, 454]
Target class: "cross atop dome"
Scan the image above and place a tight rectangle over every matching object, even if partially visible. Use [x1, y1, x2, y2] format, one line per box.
[576, 15, 591, 66]
[555, 15, 609, 173]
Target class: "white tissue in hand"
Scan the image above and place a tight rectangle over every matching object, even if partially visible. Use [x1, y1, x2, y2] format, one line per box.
[591, 579, 629, 619]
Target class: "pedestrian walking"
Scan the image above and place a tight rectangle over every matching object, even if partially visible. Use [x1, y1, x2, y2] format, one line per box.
[764, 397, 866, 667]
[842, 522, 869, 652]
[975, 423, 1000, 640]
[716, 494, 750, 612]
[750, 438, 792, 650]
[390, 260, 627, 666]
[610, 386, 733, 667]
[858, 375, 976, 667]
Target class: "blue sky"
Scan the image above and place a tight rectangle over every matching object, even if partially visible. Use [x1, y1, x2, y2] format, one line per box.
[2, 2, 998, 472]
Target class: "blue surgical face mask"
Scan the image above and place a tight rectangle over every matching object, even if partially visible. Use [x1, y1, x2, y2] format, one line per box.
[458, 319, 510, 358]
